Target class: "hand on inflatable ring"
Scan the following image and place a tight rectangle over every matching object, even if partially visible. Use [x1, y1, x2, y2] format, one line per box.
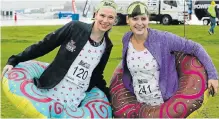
[208, 79, 218, 96]
[109, 52, 208, 118]
[1, 65, 13, 79]
[1, 60, 112, 118]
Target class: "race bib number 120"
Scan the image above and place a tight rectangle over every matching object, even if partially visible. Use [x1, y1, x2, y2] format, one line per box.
[73, 66, 88, 80]
[67, 65, 89, 85]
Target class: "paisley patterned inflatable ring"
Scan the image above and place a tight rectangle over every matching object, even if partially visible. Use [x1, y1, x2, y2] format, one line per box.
[110, 52, 207, 118]
[2, 60, 112, 118]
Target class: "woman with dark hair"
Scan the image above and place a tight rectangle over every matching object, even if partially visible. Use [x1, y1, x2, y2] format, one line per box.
[121, 1, 218, 106]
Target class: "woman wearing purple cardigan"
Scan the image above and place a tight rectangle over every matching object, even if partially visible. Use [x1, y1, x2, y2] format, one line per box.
[121, 1, 218, 106]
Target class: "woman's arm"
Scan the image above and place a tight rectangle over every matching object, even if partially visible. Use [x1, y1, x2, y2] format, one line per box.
[7, 21, 75, 67]
[165, 32, 218, 80]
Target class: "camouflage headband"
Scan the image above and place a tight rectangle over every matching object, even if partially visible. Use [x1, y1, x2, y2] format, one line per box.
[127, 1, 149, 17]
[95, 0, 118, 12]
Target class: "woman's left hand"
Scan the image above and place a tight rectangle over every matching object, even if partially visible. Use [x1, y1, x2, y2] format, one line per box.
[208, 79, 218, 96]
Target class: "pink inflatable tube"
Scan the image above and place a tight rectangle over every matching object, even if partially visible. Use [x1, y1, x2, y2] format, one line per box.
[110, 52, 207, 118]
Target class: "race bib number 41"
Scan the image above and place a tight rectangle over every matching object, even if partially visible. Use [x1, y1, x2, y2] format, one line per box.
[138, 84, 152, 95]
[134, 79, 157, 96]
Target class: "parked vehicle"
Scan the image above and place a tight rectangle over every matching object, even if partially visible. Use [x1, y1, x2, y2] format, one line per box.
[83, 0, 189, 25]
[194, 0, 219, 25]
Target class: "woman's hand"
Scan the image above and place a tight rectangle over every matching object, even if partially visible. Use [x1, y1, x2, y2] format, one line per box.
[208, 79, 218, 96]
[1, 65, 13, 79]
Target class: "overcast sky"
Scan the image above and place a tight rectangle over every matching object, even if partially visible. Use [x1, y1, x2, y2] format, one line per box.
[1, 1, 69, 10]
[0, 0, 141, 10]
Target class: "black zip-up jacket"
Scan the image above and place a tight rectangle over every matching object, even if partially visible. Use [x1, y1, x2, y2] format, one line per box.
[6, 21, 113, 100]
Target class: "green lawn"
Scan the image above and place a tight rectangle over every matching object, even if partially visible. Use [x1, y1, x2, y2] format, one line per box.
[1, 24, 219, 118]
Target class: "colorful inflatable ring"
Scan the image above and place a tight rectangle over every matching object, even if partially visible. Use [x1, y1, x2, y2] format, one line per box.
[2, 60, 112, 118]
[110, 52, 207, 118]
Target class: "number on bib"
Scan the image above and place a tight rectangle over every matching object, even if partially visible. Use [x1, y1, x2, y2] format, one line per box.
[139, 85, 151, 94]
[73, 66, 88, 80]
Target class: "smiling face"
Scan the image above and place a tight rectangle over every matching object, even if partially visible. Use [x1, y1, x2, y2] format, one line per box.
[127, 14, 149, 35]
[126, 1, 150, 36]
[94, 7, 117, 32]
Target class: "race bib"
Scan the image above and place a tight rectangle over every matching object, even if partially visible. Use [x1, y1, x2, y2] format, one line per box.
[134, 79, 157, 97]
[66, 63, 90, 87]
[133, 78, 164, 105]
[137, 83, 152, 95]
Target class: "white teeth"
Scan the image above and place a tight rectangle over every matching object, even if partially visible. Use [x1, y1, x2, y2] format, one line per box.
[135, 27, 142, 29]
[100, 23, 108, 28]
[135, 26, 144, 31]
[101, 24, 108, 28]
[136, 28, 142, 31]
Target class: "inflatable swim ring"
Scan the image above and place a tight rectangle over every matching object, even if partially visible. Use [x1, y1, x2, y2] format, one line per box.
[110, 52, 207, 118]
[2, 60, 112, 118]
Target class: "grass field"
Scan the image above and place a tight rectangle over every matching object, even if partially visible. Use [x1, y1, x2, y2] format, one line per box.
[1, 24, 219, 118]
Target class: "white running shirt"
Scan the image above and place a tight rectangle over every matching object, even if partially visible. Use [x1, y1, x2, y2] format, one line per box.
[41, 39, 106, 108]
[127, 42, 164, 106]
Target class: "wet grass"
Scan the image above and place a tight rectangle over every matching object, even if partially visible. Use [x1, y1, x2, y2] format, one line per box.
[1, 24, 219, 118]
